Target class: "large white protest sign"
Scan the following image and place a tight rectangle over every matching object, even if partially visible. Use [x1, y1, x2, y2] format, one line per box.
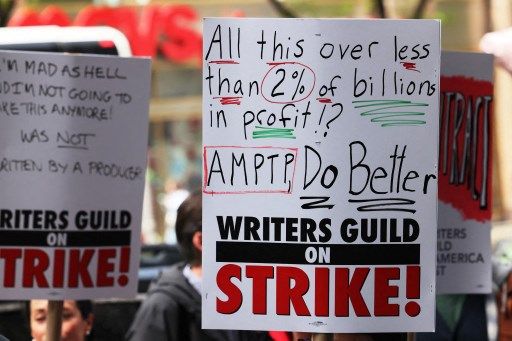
[202, 18, 440, 333]
[437, 51, 493, 294]
[0, 51, 150, 299]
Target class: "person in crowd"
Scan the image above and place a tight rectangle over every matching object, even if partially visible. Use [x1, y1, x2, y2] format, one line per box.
[29, 299, 94, 341]
[126, 190, 272, 340]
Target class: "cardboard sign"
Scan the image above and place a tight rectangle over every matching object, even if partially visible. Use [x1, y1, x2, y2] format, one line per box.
[0, 51, 150, 299]
[437, 51, 493, 294]
[202, 18, 440, 333]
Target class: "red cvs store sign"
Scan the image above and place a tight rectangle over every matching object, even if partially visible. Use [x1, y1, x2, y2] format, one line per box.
[7, 4, 205, 63]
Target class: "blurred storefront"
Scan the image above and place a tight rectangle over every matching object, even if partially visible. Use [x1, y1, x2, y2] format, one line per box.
[6, 0, 511, 243]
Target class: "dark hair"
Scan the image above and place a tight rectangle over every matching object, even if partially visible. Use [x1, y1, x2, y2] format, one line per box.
[76, 300, 94, 341]
[175, 190, 202, 265]
[75, 300, 93, 319]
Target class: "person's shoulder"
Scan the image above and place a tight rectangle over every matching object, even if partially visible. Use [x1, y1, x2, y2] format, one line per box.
[135, 273, 183, 317]
[151, 262, 186, 288]
[158, 262, 186, 281]
[145, 262, 189, 299]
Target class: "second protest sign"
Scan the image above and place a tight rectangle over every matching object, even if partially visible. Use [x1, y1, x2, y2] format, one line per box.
[0, 50, 150, 299]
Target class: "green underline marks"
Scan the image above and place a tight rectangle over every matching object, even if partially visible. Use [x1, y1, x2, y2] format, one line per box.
[252, 126, 296, 139]
[353, 99, 429, 127]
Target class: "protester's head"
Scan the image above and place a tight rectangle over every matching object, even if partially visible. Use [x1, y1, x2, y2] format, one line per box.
[29, 300, 94, 341]
[175, 190, 202, 266]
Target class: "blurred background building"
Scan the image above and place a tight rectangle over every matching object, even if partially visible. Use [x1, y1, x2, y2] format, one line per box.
[2, 0, 511, 244]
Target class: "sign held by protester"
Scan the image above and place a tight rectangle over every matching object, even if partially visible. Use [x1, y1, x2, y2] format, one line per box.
[202, 18, 440, 333]
[437, 51, 493, 294]
[0, 50, 150, 299]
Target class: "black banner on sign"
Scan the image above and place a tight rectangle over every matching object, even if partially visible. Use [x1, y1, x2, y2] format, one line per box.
[0, 231, 131, 247]
[216, 241, 420, 265]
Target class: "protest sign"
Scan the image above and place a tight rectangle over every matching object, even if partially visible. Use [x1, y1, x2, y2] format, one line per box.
[202, 18, 440, 333]
[0, 50, 150, 299]
[437, 51, 493, 294]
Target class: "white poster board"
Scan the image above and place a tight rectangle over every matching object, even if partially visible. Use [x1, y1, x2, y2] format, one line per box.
[0, 50, 150, 299]
[202, 18, 440, 333]
[437, 51, 493, 294]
